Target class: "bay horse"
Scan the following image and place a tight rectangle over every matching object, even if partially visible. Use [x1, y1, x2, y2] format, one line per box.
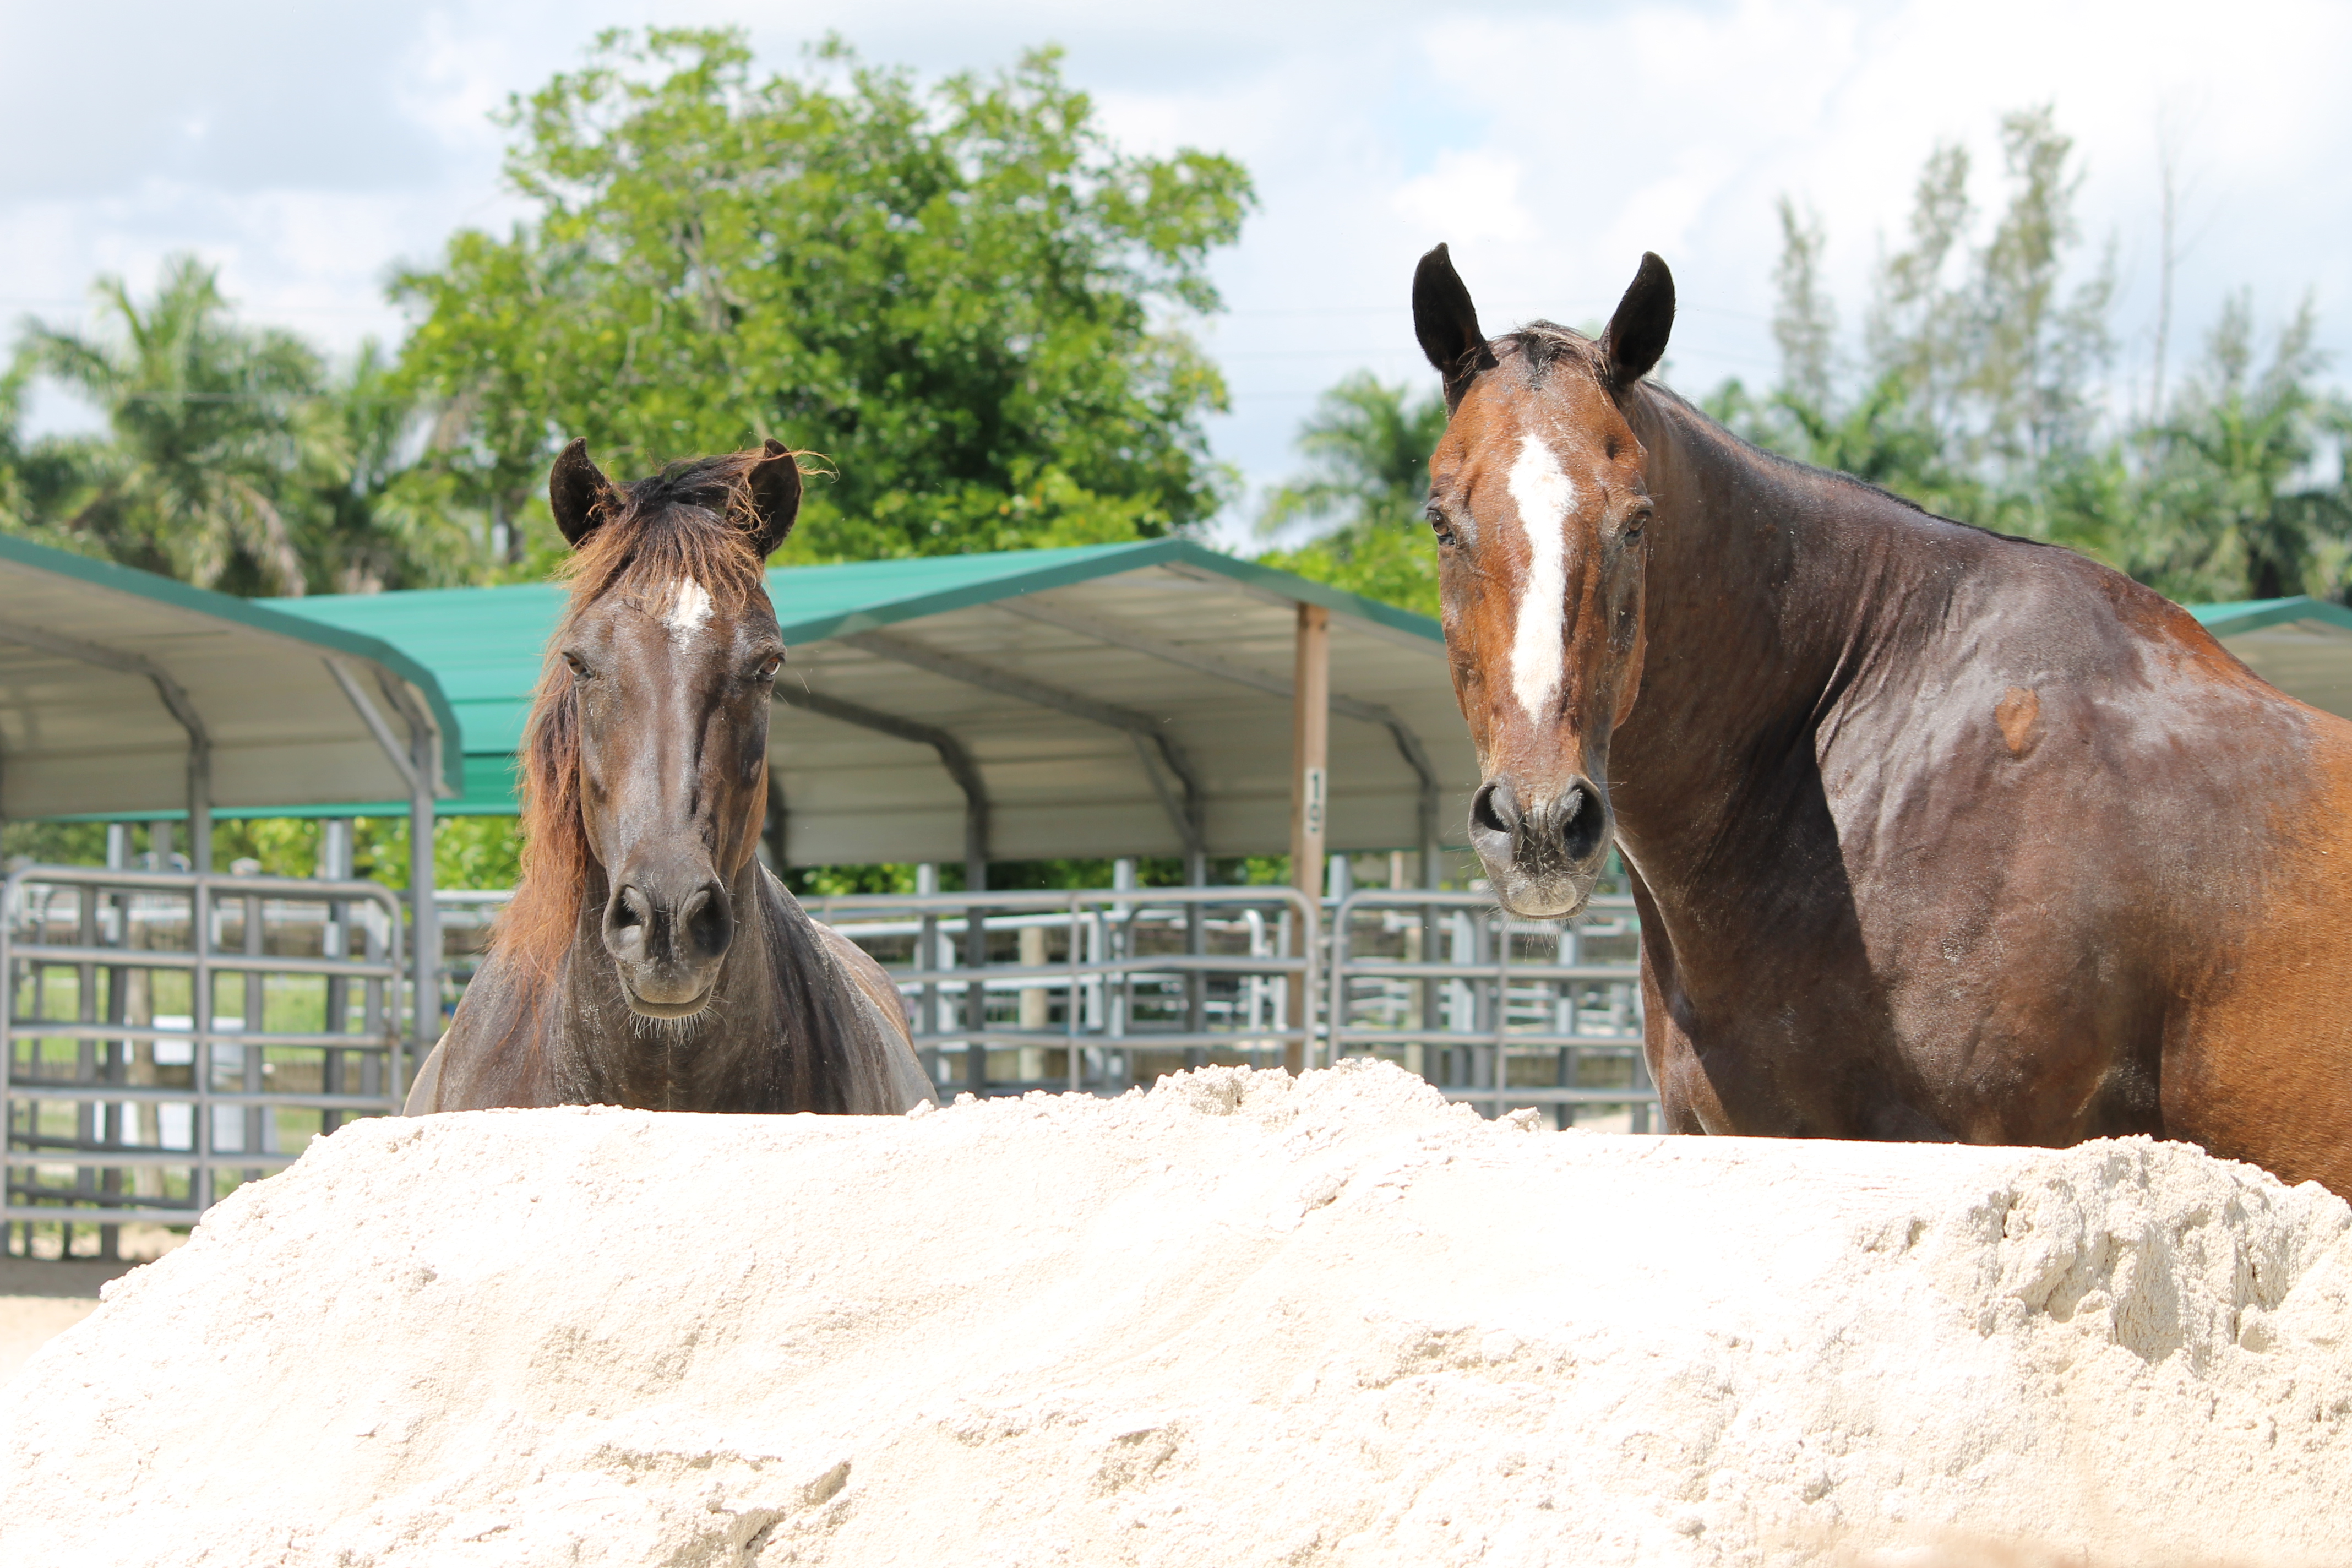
[405, 439, 937, 1115]
[1412, 243, 2352, 1194]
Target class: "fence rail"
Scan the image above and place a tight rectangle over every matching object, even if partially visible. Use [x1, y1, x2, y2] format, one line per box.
[801, 885, 1322, 1099]
[1328, 888, 1653, 1130]
[4, 866, 1658, 1251]
[2, 865, 407, 1239]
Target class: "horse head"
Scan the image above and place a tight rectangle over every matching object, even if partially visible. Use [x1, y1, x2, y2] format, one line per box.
[540, 438, 801, 1016]
[1412, 244, 1675, 918]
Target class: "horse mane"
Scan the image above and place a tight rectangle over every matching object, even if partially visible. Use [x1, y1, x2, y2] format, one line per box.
[1495, 321, 1989, 533]
[492, 449, 780, 983]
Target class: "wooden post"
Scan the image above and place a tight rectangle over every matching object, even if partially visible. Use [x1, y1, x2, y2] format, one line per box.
[1288, 603, 1330, 1072]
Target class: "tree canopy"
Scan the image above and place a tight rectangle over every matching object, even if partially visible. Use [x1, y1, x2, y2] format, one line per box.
[1268, 106, 2352, 618]
[393, 29, 1253, 567]
[3, 258, 475, 595]
[1254, 372, 1447, 618]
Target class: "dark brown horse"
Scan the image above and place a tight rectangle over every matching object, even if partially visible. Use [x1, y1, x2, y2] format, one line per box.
[1412, 243, 2352, 1193]
[406, 440, 935, 1115]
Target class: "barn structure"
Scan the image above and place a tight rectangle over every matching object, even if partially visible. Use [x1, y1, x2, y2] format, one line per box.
[0, 535, 462, 1254]
[12, 532, 2352, 1247]
[260, 538, 1476, 884]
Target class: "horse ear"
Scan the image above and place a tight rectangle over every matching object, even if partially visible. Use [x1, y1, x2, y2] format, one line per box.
[549, 439, 614, 549]
[1600, 252, 1676, 389]
[744, 438, 803, 558]
[1413, 243, 1491, 409]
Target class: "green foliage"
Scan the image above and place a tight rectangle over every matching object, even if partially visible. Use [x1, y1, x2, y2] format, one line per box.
[1253, 372, 1448, 618]
[2124, 295, 2352, 602]
[393, 29, 1253, 565]
[0, 815, 520, 891]
[1727, 105, 2352, 605]
[4, 259, 484, 595]
[12, 258, 325, 594]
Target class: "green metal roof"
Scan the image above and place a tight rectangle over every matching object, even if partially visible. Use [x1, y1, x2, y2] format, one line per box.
[2188, 595, 2352, 637]
[251, 541, 1462, 860]
[265, 540, 1437, 766]
[0, 532, 464, 816]
[2186, 595, 2352, 723]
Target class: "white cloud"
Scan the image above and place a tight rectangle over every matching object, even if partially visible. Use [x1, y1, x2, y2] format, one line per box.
[1393, 151, 1533, 248]
[4, 0, 2346, 537]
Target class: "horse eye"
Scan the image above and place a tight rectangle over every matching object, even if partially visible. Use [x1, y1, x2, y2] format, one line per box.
[563, 651, 592, 679]
[1425, 504, 1456, 546]
[750, 653, 783, 682]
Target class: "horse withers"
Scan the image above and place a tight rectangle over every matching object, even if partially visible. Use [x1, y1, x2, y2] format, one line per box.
[1412, 242, 2352, 1193]
[405, 440, 937, 1115]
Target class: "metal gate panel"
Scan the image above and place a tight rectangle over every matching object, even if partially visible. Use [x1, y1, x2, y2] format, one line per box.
[2, 864, 406, 1242]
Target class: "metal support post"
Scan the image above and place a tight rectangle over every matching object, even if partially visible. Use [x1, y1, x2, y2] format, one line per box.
[408, 782, 438, 1095]
[319, 820, 352, 1132]
[1289, 602, 1329, 1072]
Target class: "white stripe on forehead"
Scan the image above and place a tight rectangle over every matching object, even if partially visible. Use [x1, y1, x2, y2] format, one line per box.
[660, 579, 714, 636]
[1507, 434, 1575, 720]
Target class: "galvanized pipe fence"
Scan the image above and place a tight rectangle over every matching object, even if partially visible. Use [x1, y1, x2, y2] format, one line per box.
[5, 870, 1653, 1252]
[1326, 889, 1652, 1130]
[1, 864, 406, 1258]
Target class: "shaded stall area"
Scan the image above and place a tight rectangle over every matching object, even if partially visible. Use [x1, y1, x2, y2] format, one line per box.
[0, 537, 460, 1253]
[248, 555, 2352, 1134]
[268, 542, 1661, 1120]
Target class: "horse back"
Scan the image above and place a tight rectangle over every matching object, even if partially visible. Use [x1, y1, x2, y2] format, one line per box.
[1823, 534, 2352, 1185]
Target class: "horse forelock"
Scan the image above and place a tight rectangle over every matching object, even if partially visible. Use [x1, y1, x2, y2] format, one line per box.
[490, 450, 780, 983]
[1499, 322, 1603, 388]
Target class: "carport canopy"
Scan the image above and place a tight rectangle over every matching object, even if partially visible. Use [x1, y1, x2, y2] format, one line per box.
[0, 534, 462, 846]
[264, 540, 1479, 880]
[2194, 596, 2352, 720]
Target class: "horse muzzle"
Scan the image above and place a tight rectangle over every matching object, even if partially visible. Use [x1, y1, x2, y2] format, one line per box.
[602, 871, 735, 1017]
[1468, 774, 1613, 919]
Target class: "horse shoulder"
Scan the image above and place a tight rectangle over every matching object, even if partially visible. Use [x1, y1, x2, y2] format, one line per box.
[402, 1036, 448, 1116]
[761, 872, 939, 1113]
[418, 949, 563, 1112]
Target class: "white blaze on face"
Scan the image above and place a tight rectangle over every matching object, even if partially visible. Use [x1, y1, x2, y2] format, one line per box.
[661, 579, 714, 638]
[1506, 434, 1576, 720]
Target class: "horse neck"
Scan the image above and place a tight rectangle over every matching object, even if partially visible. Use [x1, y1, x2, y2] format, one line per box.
[1610, 388, 1914, 876]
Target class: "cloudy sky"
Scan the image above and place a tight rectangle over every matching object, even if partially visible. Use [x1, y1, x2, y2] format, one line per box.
[4, 0, 2345, 541]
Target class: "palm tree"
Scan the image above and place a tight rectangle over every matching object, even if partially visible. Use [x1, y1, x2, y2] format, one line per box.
[17, 257, 328, 595]
[2129, 293, 2352, 603]
[1254, 372, 1450, 617]
[298, 341, 483, 594]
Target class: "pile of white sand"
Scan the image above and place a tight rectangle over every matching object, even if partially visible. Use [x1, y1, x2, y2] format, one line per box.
[3, 1060, 2349, 1567]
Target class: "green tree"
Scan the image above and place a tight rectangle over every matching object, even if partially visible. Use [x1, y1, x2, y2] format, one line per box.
[2127, 294, 2352, 602]
[1861, 106, 2114, 526]
[1254, 372, 1449, 618]
[1732, 108, 2120, 554]
[1771, 197, 1837, 410]
[14, 258, 325, 595]
[394, 29, 1253, 565]
[296, 341, 483, 594]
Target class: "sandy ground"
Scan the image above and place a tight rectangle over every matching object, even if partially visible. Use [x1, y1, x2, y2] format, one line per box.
[0, 1230, 184, 1384]
[4, 1063, 2348, 1567]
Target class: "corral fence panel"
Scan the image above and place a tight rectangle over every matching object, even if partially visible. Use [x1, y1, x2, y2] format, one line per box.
[2, 865, 407, 1255]
[3, 871, 1658, 1246]
[801, 886, 1322, 1098]
[1327, 889, 1653, 1130]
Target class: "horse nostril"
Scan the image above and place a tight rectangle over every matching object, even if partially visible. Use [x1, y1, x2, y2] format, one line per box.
[606, 886, 652, 955]
[1559, 785, 1608, 863]
[1471, 778, 1520, 839]
[678, 884, 734, 963]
